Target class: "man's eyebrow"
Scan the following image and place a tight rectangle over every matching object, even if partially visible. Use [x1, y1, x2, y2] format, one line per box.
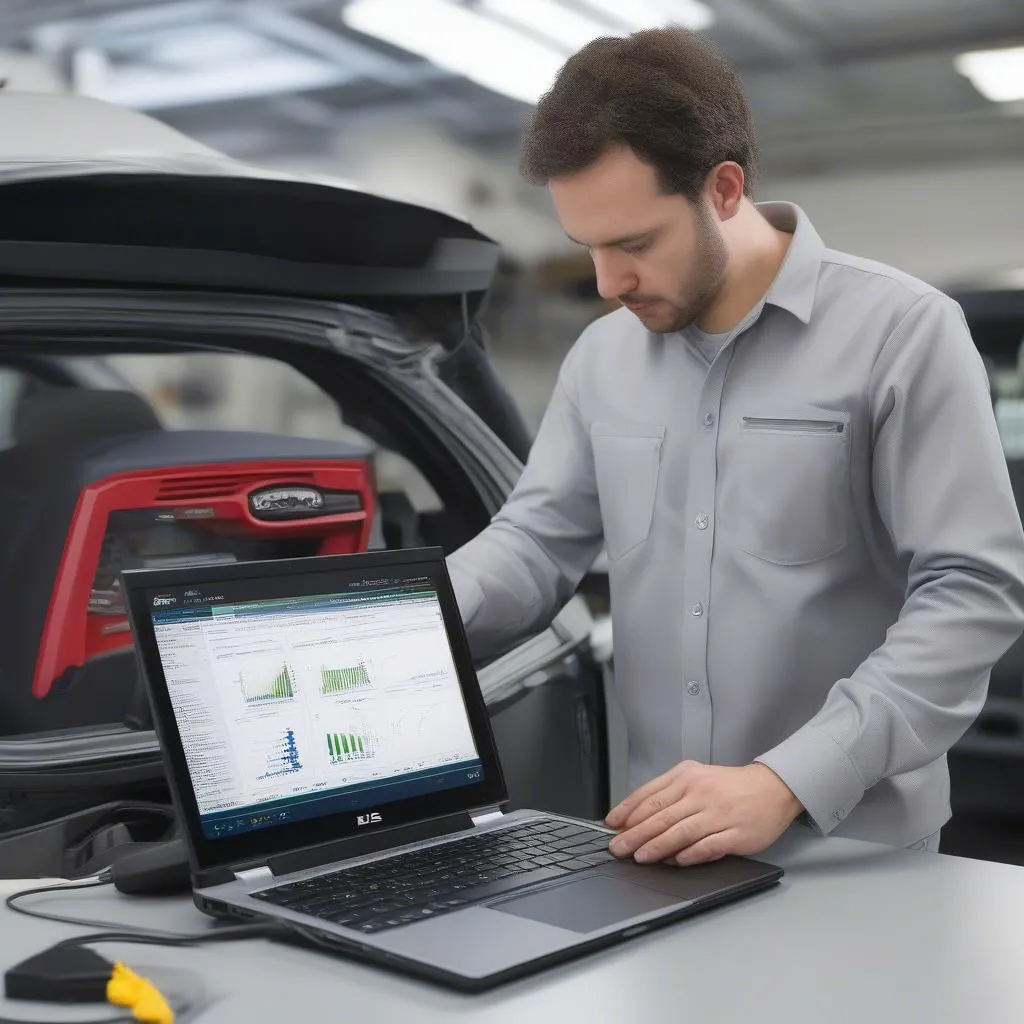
[565, 230, 655, 248]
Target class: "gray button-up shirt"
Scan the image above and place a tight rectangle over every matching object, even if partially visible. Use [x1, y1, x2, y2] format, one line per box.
[447, 202, 1024, 846]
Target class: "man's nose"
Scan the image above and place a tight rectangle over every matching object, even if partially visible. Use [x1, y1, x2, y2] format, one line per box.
[592, 251, 637, 302]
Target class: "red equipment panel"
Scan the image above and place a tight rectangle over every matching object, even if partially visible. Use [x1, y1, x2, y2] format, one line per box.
[34, 459, 375, 699]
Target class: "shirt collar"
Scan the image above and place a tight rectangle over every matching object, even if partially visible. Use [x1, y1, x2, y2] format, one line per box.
[756, 201, 824, 325]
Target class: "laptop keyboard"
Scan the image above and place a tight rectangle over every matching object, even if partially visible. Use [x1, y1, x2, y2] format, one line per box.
[250, 819, 616, 933]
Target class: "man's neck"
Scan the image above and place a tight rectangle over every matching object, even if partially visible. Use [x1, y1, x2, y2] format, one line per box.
[695, 202, 792, 334]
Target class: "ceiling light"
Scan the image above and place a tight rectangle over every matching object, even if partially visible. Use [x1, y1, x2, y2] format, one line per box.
[955, 46, 1024, 103]
[80, 50, 343, 110]
[480, 0, 618, 52]
[343, 0, 566, 104]
[576, 0, 714, 32]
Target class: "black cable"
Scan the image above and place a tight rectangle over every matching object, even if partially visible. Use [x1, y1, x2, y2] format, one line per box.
[5, 874, 196, 936]
[6, 875, 284, 944]
[5, 874, 122, 932]
[53, 922, 288, 953]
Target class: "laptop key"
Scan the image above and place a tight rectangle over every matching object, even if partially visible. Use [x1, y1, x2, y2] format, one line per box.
[563, 840, 600, 853]
[557, 858, 593, 872]
[549, 825, 595, 839]
[428, 898, 468, 910]
[367, 901, 404, 915]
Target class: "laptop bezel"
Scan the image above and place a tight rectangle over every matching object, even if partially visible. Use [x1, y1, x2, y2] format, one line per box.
[121, 546, 508, 874]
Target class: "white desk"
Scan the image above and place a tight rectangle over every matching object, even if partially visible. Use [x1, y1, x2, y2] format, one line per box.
[0, 831, 1021, 1023]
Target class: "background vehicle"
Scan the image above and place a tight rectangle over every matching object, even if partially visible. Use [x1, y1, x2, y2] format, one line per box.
[944, 283, 1024, 865]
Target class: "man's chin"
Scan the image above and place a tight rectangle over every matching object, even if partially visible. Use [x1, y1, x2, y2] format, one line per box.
[628, 306, 687, 334]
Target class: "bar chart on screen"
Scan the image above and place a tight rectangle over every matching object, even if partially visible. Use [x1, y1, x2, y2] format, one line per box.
[239, 662, 297, 705]
[326, 728, 378, 764]
[319, 660, 373, 696]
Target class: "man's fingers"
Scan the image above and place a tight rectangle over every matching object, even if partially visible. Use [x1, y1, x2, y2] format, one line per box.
[605, 761, 699, 828]
[605, 766, 681, 827]
[609, 798, 700, 858]
[621, 782, 690, 830]
[673, 829, 736, 866]
[632, 811, 711, 863]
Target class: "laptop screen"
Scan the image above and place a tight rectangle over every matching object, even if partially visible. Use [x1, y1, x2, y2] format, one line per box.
[129, 553, 504, 868]
[151, 573, 484, 841]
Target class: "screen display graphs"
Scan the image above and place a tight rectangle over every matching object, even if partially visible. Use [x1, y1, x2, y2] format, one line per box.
[150, 577, 483, 839]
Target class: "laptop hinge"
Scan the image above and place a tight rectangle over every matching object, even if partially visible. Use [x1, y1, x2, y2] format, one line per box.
[471, 807, 504, 827]
[234, 865, 274, 885]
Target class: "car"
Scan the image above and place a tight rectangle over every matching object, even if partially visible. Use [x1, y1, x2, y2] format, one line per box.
[942, 281, 1024, 864]
[0, 91, 612, 865]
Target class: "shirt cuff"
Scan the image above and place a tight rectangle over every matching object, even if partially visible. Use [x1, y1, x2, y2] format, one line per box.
[755, 725, 866, 835]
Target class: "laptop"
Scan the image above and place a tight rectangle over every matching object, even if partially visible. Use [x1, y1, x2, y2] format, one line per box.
[121, 547, 783, 991]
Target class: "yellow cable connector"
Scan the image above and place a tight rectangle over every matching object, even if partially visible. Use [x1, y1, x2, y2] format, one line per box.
[106, 962, 174, 1024]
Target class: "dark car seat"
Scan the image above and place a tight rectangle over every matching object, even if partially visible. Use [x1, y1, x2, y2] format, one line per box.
[13, 386, 163, 446]
[0, 388, 164, 734]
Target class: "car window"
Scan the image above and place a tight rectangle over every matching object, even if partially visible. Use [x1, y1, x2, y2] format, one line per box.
[995, 399, 1024, 457]
[97, 352, 442, 510]
[991, 343, 1024, 457]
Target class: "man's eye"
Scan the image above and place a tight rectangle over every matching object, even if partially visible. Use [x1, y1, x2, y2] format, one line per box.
[622, 241, 648, 254]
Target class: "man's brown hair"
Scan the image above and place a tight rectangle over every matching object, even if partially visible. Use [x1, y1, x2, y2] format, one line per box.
[519, 26, 758, 201]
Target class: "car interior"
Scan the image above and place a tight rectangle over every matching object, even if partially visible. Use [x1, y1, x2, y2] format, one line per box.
[0, 355, 610, 853]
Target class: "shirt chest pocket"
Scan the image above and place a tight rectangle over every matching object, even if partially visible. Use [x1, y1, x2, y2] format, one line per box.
[722, 413, 852, 566]
[590, 422, 666, 561]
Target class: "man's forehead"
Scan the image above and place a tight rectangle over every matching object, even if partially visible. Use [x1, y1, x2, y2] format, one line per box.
[550, 153, 659, 203]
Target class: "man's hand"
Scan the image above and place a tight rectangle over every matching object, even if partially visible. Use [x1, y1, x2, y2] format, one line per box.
[604, 761, 803, 866]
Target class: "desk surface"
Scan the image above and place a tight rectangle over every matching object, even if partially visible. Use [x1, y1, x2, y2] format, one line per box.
[0, 831, 1020, 1024]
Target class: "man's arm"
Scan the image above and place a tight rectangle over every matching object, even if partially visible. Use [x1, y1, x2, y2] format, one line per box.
[447, 346, 605, 661]
[756, 291, 1024, 834]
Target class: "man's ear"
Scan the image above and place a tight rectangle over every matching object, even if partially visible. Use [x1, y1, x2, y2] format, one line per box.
[707, 162, 745, 221]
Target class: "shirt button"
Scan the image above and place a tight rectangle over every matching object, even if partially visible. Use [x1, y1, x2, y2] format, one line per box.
[695, 513, 710, 530]
[691, 603, 704, 617]
[703, 412, 715, 428]
[687, 680, 702, 696]
[833, 809, 845, 821]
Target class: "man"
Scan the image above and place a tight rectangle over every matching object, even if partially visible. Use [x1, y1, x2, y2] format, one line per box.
[446, 27, 1024, 865]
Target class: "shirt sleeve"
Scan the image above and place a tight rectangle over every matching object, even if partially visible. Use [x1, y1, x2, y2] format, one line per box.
[756, 292, 1024, 834]
[446, 346, 605, 661]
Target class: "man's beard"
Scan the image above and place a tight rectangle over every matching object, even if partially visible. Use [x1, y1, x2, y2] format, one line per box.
[624, 203, 728, 334]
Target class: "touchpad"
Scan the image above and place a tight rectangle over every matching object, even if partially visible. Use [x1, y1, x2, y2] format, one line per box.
[492, 876, 684, 933]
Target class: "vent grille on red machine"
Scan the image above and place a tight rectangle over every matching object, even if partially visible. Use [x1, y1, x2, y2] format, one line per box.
[155, 471, 318, 501]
